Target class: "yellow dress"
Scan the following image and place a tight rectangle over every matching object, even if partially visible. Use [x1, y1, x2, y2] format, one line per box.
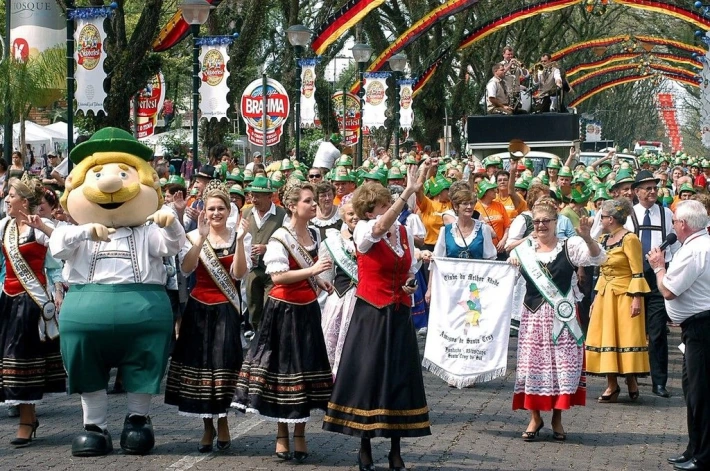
[585, 232, 651, 375]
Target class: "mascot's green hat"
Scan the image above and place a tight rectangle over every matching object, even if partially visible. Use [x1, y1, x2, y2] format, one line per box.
[70, 127, 153, 164]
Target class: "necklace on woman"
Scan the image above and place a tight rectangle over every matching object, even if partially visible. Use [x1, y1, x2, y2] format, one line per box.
[288, 225, 314, 247]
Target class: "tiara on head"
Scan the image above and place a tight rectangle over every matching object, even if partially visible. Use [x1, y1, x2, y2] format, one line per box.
[204, 178, 228, 198]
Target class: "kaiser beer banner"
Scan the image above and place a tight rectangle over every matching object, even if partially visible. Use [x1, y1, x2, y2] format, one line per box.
[300, 59, 318, 127]
[240, 78, 290, 146]
[332, 91, 361, 147]
[198, 37, 235, 121]
[423, 257, 517, 388]
[399, 79, 415, 130]
[362, 72, 389, 129]
[132, 72, 166, 139]
[72, 7, 113, 114]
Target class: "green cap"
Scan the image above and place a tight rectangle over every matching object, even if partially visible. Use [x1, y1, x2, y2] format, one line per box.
[245, 175, 276, 193]
[290, 169, 306, 181]
[336, 155, 353, 167]
[167, 175, 186, 186]
[476, 179, 497, 199]
[558, 166, 573, 178]
[547, 158, 562, 170]
[70, 127, 153, 164]
[332, 166, 355, 182]
[593, 186, 611, 202]
[387, 166, 405, 180]
[678, 182, 696, 195]
[570, 188, 591, 204]
[280, 159, 295, 171]
[611, 168, 634, 188]
[229, 184, 245, 197]
[269, 170, 285, 188]
[514, 178, 529, 190]
[428, 175, 452, 197]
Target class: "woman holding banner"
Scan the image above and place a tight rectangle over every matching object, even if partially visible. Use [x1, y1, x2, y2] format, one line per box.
[509, 197, 606, 442]
[164, 180, 251, 452]
[324, 167, 431, 471]
[234, 180, 334, 462]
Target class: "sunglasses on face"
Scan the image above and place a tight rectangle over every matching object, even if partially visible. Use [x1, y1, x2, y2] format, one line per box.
[308, 174, 321, 179]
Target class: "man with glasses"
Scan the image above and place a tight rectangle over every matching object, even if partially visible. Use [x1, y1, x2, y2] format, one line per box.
[307, 168, 323, 183]
[647, 200, 710, 471]
[630, 170, 679, 398]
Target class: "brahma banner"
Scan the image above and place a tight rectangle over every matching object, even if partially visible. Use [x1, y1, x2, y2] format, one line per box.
[132, 72, 166, 139]
[423, 257, 517, 388]
[300, 58, 318, 127]
[399, 79, 415, 130]
[240, 78, 290, 146]
[362, 72, 389, 129]
[332, 91, 361, 147]
[199, 43, 231, 120]
[74, 13, 108, 114]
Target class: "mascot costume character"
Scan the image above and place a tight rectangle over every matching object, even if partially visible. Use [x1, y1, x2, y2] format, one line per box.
[49, 127, 186, 456]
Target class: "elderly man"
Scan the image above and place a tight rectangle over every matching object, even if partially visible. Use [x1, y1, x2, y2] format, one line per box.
[647, 200, 710, 471]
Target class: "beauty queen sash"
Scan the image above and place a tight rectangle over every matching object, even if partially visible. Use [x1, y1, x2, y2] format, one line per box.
[270, 227, 319, 293]
[3, 220, 58, 341]
[323, 236, 358, 283]
[513, 239, 584, 345]
[187, 232, 241, 313]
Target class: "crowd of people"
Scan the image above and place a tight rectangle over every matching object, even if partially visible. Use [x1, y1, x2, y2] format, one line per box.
[0, 134, 709, 471]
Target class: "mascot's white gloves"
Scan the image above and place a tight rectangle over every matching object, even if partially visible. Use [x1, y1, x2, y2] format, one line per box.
[87, 223, 116, 242]
[147, 210, 175, 228]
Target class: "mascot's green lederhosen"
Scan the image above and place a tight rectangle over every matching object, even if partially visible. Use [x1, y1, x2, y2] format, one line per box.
[49, 128, 186, 456]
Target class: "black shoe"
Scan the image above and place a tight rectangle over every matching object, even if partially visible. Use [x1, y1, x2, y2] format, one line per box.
[120, 414, 155, 455]
[293, 434, 308, 462]
[522, 420, 544, 441]
[357, 455, 376, 471]
[198, 426, 216, 453]
[598, 386, 621, 403]
[674, 459, 701, 470]
[388, 452, 407, 470]
[10, 422, 37, 448]
[669, 454, 692, 464]
[216, 440, 231, 451]
[652, 385, 670, 398]
[275, 435, 292, 460]
[72, 424, 113, 457]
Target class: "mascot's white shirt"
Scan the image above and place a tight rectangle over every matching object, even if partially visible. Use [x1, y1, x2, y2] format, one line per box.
[49, 218, 186, 285]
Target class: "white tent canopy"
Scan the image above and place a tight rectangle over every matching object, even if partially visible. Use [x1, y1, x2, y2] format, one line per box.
[0, 121, 69, 158]
[44, 122, 81, 142]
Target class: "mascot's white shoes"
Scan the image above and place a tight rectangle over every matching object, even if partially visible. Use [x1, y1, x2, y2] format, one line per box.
[71, 425, 113, 457]
[119, 414, 155, 455]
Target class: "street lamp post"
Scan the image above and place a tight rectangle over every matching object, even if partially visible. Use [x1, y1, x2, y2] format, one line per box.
[286, 24, 312, 162]
[181, 0, 211, 177]
[351, 43, 372, 168]
[388, 53, 407, 161]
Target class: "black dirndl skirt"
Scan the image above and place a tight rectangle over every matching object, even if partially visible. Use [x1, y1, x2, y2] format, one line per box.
[165, 297, 243, 417]
[323, 298, 431, 438]
[0, 292, 66, 404]
[233, 297, 333, 422]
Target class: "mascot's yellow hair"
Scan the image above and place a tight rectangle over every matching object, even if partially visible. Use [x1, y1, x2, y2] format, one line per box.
[60, 152, 163, 211]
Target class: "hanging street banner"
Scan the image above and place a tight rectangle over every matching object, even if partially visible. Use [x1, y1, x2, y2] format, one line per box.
[131, 72, 166, 139]
[199, 37, 234, 121]
[362, 72, 389, 129]
[300, 58, 318, 127]
[331, 91, 361, 147]
[73, 9, 112, 114]
[240, 78, 290, 146]
[399, 78, 415, 131]
[10, 0, 66, 61]
[422, 257, 517, 388]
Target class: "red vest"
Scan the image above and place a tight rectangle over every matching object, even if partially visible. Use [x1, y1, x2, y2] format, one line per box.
[269, 254, 318, 304]
[2, 241, 48, 297]
[190, 253, 232, 305]
[356, 225, 412, 308]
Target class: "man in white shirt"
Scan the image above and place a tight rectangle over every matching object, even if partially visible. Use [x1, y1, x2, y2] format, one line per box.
[486, 64, 513, 115]
[648, 200, 710, 471]
[532, 53, 563, 113]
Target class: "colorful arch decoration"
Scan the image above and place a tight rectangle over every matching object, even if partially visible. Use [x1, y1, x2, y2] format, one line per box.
[566, 52, 702, 77]
[569, 62, 698, 88]
[152, 0, 223, 52]
[551, 35, 705, 61]
[412, 49, 450, 97]
[569, 73, 699, 107]
[311, 0, 386, 55]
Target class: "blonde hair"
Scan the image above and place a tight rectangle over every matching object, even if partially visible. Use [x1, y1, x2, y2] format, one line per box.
[9, 175, 44, 213]
[532, 197, 558, 219]
[60, 152, 162, 210]
[282, 180, 315, 217]
[351, 182, 392, 220]
[203, 179, 230, 208]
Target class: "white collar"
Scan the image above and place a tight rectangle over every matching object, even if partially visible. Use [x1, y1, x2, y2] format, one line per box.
[253, 203, 276, 219]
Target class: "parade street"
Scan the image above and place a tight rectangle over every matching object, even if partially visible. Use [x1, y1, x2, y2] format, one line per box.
[0, 330, 686, 471]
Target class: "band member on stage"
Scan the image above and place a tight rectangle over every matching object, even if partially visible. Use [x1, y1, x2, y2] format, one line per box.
[501, 46, 529, 112]
[532, 53, 563, 113]
[486, 64, 514, 115]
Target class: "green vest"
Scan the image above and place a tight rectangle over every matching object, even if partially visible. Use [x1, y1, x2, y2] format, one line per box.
[246, 205, 287, 270]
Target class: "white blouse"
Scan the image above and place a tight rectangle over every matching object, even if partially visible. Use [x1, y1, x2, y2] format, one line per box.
[353, 217, 417, 275]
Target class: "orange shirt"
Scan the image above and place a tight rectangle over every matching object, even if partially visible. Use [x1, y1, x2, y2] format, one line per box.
[475, 200, 511, 243]
[417, 195, 452, 246]
[494, 194, 527, 219]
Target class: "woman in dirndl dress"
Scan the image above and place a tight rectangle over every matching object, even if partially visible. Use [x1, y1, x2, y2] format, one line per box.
[319, 193, 359, 378]
[164, 181, 251, 452]
[509, 197, 606, 442]
[0, 176, 65, 447]
[324, 167, 431, 471]
[233, 180, 334, 462]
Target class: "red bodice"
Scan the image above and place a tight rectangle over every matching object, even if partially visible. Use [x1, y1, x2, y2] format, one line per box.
[2, 240, 48, 296]
[191, 253, 233, 305]
[356, 224, 412, 308]
[269, 254, 318, 304]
